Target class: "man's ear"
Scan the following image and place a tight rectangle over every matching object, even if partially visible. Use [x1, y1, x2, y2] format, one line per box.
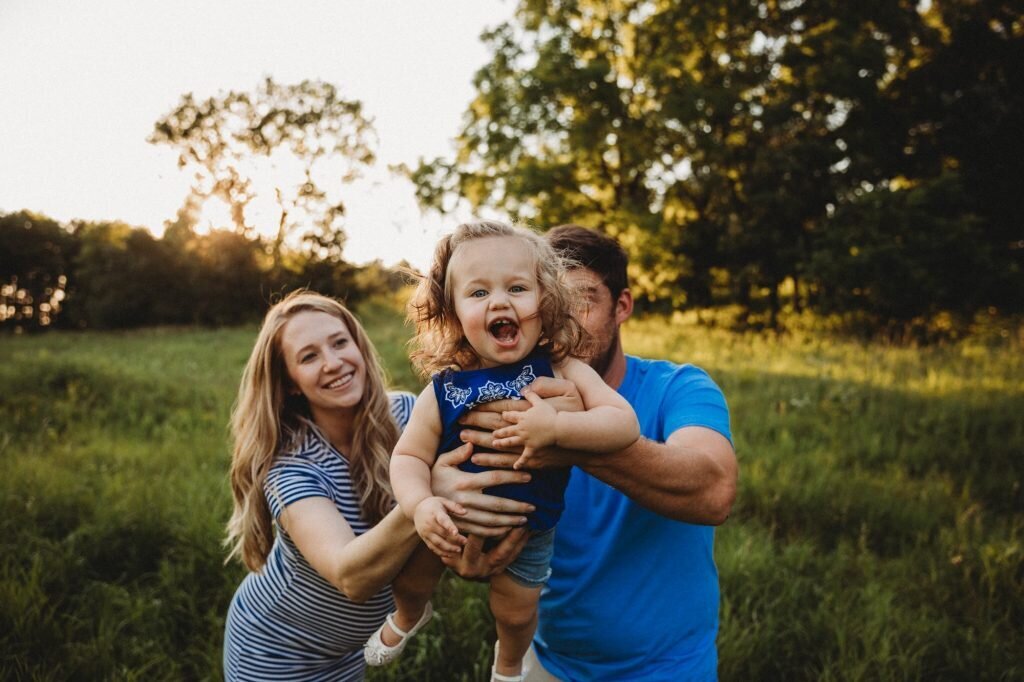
[615, 288, 634, 325]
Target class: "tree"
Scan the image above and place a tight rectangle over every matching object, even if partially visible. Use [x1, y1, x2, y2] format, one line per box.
[0, 211, 75, 330]
[411, 0, 1023, 325]
[150, 78, 376, 268]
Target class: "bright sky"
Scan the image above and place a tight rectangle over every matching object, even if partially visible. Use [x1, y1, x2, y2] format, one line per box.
[0, 0, 514, 270]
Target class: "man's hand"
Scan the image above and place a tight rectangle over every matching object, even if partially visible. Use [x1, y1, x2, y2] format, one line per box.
[412, 496, 466, 558]
[430, 442, 534, 535]
[441, 529, 529, 580]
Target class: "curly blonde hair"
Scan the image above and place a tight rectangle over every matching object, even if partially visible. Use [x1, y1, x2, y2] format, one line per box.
[225, 290, 399, 572]
[408, 220, 587, 376]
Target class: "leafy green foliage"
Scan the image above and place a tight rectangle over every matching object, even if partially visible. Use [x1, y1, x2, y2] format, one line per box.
[411, 0, 1024, 325]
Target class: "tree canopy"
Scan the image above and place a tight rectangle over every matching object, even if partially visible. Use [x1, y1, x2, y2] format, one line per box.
[411, 0, 1023, 327]
[150, 78, 376, 267]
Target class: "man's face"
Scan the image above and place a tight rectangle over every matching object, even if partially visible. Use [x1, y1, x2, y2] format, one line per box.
[566, 267, 622, 377]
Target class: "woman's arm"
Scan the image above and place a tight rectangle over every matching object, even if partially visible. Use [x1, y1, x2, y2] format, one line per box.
[280, 499, 419, 603]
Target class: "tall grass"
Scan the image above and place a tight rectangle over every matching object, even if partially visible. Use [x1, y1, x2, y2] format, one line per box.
[1, 306, 1021, 680]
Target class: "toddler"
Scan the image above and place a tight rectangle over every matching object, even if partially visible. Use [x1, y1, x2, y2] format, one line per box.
[365, 220, 640, 681]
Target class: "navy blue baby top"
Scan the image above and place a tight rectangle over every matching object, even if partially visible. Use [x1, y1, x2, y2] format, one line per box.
[432, 350, 570, 531]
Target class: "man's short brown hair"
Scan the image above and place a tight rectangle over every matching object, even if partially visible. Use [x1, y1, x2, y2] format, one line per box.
[547, 225, 629, 298]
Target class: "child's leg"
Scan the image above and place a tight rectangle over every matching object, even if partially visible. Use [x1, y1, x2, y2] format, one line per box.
[382, 543, 445, 646]
[489, 572, 543, 677]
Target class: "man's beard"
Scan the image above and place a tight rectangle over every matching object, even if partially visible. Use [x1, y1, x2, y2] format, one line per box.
[587, 331, 620, 379]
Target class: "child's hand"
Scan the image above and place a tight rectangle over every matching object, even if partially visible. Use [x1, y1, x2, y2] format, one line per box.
[413, 496, 467, 557]
[493, 391, 558, 468]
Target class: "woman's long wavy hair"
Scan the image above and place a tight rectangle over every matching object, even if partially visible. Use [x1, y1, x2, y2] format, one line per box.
[225, 290, 399, 572]
[408, 220, 588, 376]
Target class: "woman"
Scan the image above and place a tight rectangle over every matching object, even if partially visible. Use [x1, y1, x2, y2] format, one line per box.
[222, 290, 431, 681]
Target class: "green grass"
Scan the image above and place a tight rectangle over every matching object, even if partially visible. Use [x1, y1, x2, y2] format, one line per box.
[1, 304, 1022, 680]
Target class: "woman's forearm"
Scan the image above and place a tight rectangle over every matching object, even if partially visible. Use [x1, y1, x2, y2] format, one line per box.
[332, 506, 420, 602]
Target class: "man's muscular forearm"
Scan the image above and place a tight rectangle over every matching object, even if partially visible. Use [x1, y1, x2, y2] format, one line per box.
[579, 427, 736, 525]
[464, 425, 737, 525]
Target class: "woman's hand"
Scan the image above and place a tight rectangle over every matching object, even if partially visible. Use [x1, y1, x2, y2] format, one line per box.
[430, 442, 534, 535]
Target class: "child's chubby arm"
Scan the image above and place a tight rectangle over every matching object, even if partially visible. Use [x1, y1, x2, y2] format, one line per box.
[391, 385, 467, 556]
[493, 357, 640, 468]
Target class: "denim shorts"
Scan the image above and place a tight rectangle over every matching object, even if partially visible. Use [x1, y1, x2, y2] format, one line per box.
[504, 527, 556, 589]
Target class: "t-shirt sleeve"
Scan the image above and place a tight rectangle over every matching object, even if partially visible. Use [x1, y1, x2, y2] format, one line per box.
[661, 365, 732, 445]
[264, 459, 333, 520]
[389, 390, 417, 431]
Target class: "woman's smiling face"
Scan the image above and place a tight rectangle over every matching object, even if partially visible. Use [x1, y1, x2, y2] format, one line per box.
[449, 235, 543, 368]
[279, 310, 367, 418]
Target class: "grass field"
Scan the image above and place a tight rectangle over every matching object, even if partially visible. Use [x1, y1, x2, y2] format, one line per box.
[1, 301, 1022, 681]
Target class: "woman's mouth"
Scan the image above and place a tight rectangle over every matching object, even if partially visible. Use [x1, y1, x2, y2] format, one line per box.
[323, 372, 354, 390]
[488, 318, 520, 347]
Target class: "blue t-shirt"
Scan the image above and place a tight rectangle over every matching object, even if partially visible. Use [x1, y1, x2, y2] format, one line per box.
[534, 356, 732, 681]
[432, 350, 570, 531]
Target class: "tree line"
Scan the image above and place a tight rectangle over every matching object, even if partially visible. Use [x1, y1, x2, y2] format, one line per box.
[0, 209, 406, 331]
[3, 1, 1021, 335]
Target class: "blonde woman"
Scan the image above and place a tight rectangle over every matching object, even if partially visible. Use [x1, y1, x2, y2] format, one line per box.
[222, 290, 508, 680]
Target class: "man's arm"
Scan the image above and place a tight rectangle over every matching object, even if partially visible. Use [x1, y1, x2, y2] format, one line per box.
[460, 378, 738, 525]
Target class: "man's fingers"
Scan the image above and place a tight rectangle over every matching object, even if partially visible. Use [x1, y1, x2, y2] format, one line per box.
[479, 398, 526, 413]
[458, 411, 508, 430]
[512, 448, 536, 470]
[426, 534, 462, 556]
[454, 520, 522, 537]
[500, 410, 524, 425]
[435, 441, 474, 467]
[521, 390, 545, 407]
[468, 452, 521, 469]
[486, 527, 530, 569]
[524, 376, 575, 397]
[460, 428, 522, 453]
[441, 497, 467, 518]
[467, 469, 534, 490]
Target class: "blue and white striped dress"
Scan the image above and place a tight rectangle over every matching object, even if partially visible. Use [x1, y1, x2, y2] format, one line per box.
[224, 392, 416, 681]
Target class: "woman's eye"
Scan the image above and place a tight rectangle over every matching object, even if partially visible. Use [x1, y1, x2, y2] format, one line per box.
[301, 353, 316, 363]
[334, 337, 348, 347]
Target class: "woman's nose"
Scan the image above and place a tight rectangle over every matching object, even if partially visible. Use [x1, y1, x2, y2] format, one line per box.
[322, 350, 345, 371]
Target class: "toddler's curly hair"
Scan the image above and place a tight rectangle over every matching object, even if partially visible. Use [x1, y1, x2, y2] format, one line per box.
[408, 220, 588, 376]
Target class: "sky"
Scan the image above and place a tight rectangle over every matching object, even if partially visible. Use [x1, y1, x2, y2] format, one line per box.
[0, 0, 515, 270]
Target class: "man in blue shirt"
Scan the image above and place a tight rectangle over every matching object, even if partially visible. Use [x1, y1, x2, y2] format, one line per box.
[433, 225, 737, 681]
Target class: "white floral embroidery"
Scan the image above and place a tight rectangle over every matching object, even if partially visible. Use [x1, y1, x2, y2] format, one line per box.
[476, 380, 513, 406]
[505, 365, 536, 393]
[443, 382, 472, 408]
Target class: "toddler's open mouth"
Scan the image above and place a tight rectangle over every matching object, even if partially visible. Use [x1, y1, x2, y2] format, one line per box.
[488, 318, 520, 346]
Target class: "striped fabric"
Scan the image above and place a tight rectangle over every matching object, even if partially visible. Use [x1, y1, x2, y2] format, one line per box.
[224, 392, 416, 681]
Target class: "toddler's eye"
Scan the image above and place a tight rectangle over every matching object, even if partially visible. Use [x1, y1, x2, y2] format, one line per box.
[471, 289, 487, 298]
[509, 285, 526, 293]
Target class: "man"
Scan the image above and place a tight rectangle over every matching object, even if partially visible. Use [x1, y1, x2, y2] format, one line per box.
[434, 225, 737, 680]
